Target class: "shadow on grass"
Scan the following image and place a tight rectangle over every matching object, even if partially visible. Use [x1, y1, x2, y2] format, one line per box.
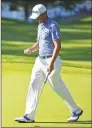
[2, 17, 91, 43]
[2, 44, 91, 61]
[18, 120, 92, 124]
[11, 120, 92, 128]
[13, 120, 92, 128]
[77, 20, 92, 25]
[2, 17, 91, 63]
[2, 29, 91, 43]
[61, 31, 91, 42]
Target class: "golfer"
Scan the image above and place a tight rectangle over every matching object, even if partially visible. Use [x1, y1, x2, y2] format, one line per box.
[15, 4, 83, 123]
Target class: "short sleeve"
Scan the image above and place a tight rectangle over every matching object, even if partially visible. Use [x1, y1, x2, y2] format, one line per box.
[51, 24, 61, 41]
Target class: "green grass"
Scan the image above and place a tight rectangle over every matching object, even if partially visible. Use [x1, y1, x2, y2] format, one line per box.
[2, 16, 91, 128]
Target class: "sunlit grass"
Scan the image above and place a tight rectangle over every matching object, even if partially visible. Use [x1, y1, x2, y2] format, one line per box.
[2, 16, 91, 127]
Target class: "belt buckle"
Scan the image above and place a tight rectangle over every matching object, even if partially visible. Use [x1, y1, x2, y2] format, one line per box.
[39, 55, 51, 59]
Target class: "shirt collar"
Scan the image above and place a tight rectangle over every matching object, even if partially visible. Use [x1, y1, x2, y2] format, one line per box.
[44, 17, 50, 24]
[40, 17, 50, 26]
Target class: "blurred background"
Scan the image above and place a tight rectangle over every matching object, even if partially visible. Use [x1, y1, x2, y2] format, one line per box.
[1, 0, 92, 128]
[1, 0, 92, 22]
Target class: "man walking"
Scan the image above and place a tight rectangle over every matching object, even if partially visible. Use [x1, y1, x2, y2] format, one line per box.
[15, 4, 83, 123]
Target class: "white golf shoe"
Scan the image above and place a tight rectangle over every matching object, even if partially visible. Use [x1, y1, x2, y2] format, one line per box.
[67, 108, 83, 122]
[14, 114, 35, 123]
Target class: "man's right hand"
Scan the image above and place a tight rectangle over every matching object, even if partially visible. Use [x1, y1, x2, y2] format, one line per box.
[24, 48, 32, 54]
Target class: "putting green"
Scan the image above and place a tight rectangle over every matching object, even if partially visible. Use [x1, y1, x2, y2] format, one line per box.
[2, 16, 91, 127]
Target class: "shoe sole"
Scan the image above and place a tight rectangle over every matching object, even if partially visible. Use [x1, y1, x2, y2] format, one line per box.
[67, 110, 83, 122]
[15, 120, 35, 123]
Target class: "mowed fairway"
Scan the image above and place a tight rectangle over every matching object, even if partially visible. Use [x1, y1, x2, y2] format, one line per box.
[2, 17, 91, 128]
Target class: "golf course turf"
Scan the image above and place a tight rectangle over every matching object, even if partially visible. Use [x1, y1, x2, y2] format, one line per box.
[2, 16, 91, 127]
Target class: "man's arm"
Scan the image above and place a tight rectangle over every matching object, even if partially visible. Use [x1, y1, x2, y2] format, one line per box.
[24, 42, 39, 54]
[47, 39, 61, 74]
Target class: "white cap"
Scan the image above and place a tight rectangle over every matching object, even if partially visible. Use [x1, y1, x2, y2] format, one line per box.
[29, 4, 46, 19]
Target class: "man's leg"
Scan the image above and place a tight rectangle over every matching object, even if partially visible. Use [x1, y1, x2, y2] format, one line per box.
[48, 71, 79, 112]
[46, 57, 83, 121]
[24, 58, 45, 120]
[48, 72, 83, 121]
[15, 57, 45, 122]
[47, 57, 79, 113]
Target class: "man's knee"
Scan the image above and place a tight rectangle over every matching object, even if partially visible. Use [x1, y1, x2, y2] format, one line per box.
[48, 70, 60, 83]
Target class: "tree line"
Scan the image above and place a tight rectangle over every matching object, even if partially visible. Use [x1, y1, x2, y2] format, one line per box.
[2, 0, 83, 21]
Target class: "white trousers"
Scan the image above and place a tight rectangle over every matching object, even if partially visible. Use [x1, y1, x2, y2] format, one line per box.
[25, 56, 78, 119]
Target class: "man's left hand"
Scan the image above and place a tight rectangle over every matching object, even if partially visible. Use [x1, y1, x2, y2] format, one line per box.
[47, 63, 54, 74]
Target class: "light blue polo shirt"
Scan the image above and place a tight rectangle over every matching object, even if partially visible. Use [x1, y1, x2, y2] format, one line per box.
[37, 18, 61, 57]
